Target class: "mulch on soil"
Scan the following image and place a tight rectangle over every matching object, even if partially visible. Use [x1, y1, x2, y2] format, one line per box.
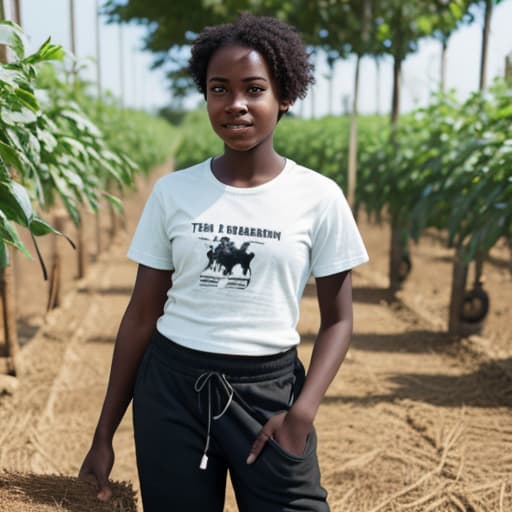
[0, 472, 137, 512]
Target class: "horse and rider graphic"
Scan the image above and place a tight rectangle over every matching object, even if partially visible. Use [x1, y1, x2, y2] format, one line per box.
[198, 236, 263, 289]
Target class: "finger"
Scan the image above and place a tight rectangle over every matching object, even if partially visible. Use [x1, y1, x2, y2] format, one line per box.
[97, 485, 112, 502]
[246, 431, 271, 464]
[96, 471, 112, 501]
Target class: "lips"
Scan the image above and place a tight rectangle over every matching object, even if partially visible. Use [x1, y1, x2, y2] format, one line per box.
[222, 122, 253, 129]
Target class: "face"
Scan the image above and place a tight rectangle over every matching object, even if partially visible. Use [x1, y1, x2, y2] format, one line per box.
[206, 45, 290, 153]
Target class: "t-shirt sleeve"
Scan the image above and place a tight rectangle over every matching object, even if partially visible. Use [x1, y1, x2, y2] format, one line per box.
[127, 182, 174, 270]
[311, 186, 369, 277]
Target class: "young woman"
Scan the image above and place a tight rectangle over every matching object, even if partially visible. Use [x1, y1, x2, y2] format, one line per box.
[79, 13, 368, 512]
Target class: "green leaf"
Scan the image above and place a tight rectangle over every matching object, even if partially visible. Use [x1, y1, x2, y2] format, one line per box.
[49, 168, 80, 225]
[102, 192, 124, 213]
[22, 37, 65, 65]
[36, 126, 58, 152]
[0, 209, 31, 258]
[34, 37, 65, 62]
[29, 216, 58, 236]
[29, 216, 76, 249]
[60, 109, 102, 137]
[0, 180, 34, 226]
[14, 86, 40, 112]
[0, 140, 23, 171]
[0, 106, 38, 125]
[60, 136, 88, 159]
[11, 181, 33, 223]
[0, 21, 27, 59]
[0, 67, 24, 87]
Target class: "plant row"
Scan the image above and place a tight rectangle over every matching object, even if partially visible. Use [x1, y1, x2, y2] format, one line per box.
[0, 21, 178, 268]
[358, 81, 511, 265]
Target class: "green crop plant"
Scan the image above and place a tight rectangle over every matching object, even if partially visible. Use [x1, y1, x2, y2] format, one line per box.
[0, 21, 179, 270]
[0, 21, 71, 268]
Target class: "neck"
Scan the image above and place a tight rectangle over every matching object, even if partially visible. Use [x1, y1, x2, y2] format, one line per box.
[213, 142, 285, 187]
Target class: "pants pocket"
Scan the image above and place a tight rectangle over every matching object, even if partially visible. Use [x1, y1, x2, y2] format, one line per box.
[267, 428, 316, 462]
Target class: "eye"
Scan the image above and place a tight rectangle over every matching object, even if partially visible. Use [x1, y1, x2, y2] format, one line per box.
[210, 85, 226, 94]
[248, 85, 265, 94]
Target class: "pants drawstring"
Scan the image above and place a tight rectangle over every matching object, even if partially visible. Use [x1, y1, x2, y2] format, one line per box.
[194, 371, 234, 470]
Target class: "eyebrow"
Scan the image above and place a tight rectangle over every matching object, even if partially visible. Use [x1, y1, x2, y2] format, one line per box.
[208, 76, 269, 83]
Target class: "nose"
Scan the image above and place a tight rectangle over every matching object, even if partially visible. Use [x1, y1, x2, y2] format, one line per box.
[225, 93, 248, 114]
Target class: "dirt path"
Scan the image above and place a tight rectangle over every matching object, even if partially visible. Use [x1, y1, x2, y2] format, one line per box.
[1, 169, 511, 511]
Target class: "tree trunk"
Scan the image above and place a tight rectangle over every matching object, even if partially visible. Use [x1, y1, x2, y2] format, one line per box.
[390, 55, 402, 136]
[310, 81, 316, 119]
[329, 72, 334, 116]
[0, 0, 19, 23]
[1, 249, 19, 376]
[95, 209, 102, 261]
[449, 246, 469, 335]
[76, 212, 87, 279]
[375, 57, 381, 115]
[47, 212, 66, 310]
[109, 201, 118, 243]
[0, 1, 8, 62]
[388, 55, 407, 291]
[479, 0, 492, 91]
[95, 0, 102, 101]
[347, 54, 361, 207]
[389, 220, 405, 292]
[440, 39, 447, 93]
[119, 24, 125, 108]
[506, 52, 512, 84]
[9, 0, 21, 25]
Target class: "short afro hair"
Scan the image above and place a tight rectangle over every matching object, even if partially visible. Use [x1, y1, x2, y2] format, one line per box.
[189, 13, 314, 104]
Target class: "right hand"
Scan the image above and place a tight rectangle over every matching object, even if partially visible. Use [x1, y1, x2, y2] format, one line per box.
[78, 439, 114, 501]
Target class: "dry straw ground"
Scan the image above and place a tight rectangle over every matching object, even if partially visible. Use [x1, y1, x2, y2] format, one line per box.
[0, 163, 511, 511]
[0, 472, 136, 512]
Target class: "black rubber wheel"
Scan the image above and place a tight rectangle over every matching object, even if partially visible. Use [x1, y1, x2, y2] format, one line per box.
[398, 254, 412, 282]
[460, 286, 490, 323]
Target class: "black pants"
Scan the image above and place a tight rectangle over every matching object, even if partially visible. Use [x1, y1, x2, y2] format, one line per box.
[133, 330, 330, 512]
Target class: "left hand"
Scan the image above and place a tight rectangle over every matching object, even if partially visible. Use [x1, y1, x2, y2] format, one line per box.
[246, 409, 312, 464]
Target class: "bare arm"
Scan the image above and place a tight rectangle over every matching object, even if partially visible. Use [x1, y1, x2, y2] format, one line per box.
[247, 270, 352, 462]
[292, 270, 353, 420]
[79, 264, 172, 498]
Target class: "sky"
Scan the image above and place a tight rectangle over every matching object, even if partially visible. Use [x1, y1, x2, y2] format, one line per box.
[8, 0, 512, 117]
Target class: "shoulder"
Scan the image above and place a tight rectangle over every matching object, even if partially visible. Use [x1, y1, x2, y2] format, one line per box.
[289, 161, 345, 200]
[153, 159, 210, 194]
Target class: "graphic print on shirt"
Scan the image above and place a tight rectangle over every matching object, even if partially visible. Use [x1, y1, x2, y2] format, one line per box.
[192, 222, 282, 290]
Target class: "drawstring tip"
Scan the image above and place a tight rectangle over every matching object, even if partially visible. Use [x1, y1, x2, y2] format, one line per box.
[199, 454, 208, 470]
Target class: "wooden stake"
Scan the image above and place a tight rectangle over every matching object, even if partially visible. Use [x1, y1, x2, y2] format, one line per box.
[94, 209, 102, 261]
[47, 211, 66, 310]
[1, 248, 19, 376]
[448, 246, 468, 335]
[347, 54, 360, 208]
[389, 222, 404, 292]
[76, 211, 87, 279]
[108, 200, 118, 243]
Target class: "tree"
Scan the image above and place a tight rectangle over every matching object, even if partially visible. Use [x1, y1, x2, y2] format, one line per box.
[447, 0, 506, 335]
[478, 0, 506, 90]
[372, 0, 473, 291]
[102, 0, 325, 98]
[430, 1, 474, 92]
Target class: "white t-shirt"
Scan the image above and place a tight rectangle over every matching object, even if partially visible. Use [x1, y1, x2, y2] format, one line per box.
[128, 158, 369, 355]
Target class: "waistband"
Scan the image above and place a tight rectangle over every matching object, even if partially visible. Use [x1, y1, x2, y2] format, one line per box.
[151, 330, 297, 381]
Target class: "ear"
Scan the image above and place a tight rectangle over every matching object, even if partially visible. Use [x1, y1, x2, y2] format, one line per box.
[279, 99, 292, 114]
